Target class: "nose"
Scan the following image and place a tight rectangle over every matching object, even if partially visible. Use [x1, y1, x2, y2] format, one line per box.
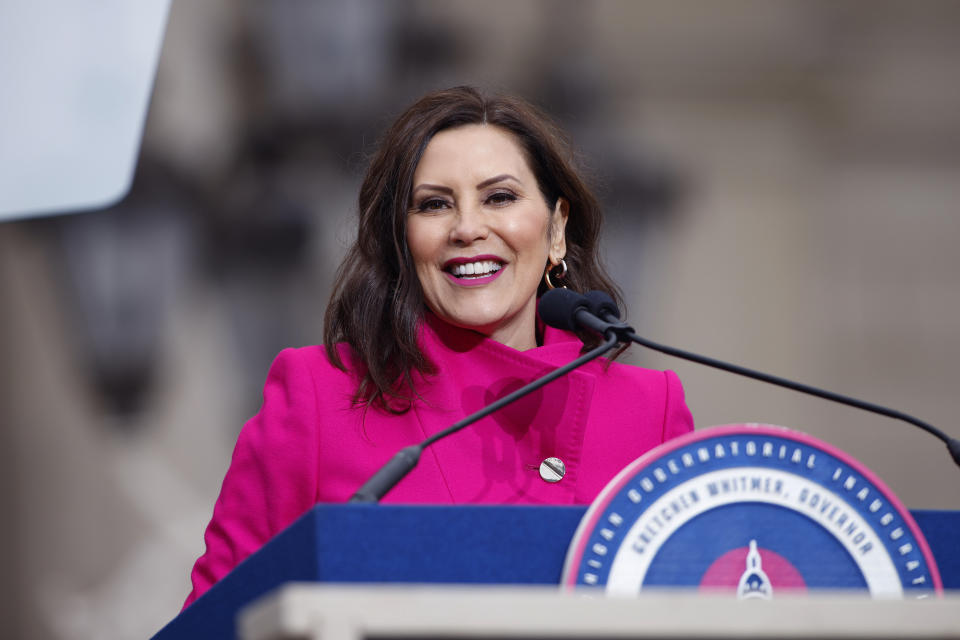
[448, 203, 488, 246]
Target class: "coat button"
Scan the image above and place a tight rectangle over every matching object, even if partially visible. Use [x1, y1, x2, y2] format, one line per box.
[539, 457, 565, 483]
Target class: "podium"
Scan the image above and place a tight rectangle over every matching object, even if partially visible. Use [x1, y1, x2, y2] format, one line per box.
[239, 585, 960, 639]
[153, 505, 959, 639]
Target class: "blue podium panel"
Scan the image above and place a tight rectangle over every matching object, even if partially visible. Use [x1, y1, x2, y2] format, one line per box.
[913, 510, 960, 591]
[152, 505, 959, 640]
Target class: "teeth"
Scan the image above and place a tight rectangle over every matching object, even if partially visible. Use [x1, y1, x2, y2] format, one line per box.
[451, 260, 502, 278]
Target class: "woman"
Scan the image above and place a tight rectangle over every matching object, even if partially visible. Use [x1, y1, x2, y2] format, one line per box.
[183, 86, 693, 607]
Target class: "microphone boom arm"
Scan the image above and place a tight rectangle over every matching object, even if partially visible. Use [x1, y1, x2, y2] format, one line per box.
[603, 317, 960, 468]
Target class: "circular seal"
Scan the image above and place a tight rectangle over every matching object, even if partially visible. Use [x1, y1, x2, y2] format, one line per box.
[562, 424, 942, 598]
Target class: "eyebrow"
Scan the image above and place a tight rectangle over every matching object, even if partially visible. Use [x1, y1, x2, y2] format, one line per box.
[412, 183, 453, 196]
[412, 174, 521, 196]
[476, 173, 520, 189]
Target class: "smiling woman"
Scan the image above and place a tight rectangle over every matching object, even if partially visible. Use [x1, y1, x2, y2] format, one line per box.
[182, 87, 694, 608]
[407, 125, 568, 350]
[325, 86, 626, 412]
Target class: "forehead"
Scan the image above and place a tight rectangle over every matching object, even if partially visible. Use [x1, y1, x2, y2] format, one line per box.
[413, 124, 534, 184]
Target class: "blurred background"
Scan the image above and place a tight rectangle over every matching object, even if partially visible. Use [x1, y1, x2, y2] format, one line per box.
[2, 0, 959, 637]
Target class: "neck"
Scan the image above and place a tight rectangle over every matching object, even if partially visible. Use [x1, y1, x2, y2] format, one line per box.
[489, 323, 537, 351]
[424, 311, 538, 352]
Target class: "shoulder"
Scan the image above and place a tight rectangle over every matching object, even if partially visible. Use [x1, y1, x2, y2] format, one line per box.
[265, 343, 363, 386]
[250, 344, 365, 423]
[538, 325, 686, 398]
[598, 357, 679, 390]
[598, 360, 694, 439]
[601, 359, 690, 411]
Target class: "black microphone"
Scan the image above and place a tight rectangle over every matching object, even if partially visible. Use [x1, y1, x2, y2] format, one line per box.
[538, 288, 623, 337]
[584, 290, 621, 322]
[349, 305, 621, 503]
[579, 290, 960, 469]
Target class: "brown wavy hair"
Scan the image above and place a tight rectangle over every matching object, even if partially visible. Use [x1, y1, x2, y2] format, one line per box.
[324, 86, 623, 412]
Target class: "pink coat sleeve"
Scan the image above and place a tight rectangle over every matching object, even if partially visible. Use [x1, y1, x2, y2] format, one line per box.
[663, 369, 695, 441]
[182, 349, 321, 609]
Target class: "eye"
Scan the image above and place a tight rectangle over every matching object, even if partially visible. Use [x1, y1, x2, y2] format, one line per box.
[416, 197, 450, 212]
[485, 190, 517, 206]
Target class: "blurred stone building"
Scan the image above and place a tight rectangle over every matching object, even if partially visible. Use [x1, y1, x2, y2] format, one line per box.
[1, 1, 959, 637]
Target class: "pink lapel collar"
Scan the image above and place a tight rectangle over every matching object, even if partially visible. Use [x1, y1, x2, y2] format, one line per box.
[408, 314, 596, 504]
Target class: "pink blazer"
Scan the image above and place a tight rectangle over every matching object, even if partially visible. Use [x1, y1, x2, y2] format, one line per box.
[184, 315, 694, 607]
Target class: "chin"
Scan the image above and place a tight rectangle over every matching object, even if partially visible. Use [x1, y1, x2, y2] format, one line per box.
[446, 314, 504, 335]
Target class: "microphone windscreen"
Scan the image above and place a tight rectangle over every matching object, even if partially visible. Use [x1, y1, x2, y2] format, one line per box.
[585, 290, 620, 320]
[539, 288, 589, 332]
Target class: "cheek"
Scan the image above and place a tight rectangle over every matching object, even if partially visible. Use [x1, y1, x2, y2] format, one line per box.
[406, 219, 438, 267]
[507, 216, 552, 262]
